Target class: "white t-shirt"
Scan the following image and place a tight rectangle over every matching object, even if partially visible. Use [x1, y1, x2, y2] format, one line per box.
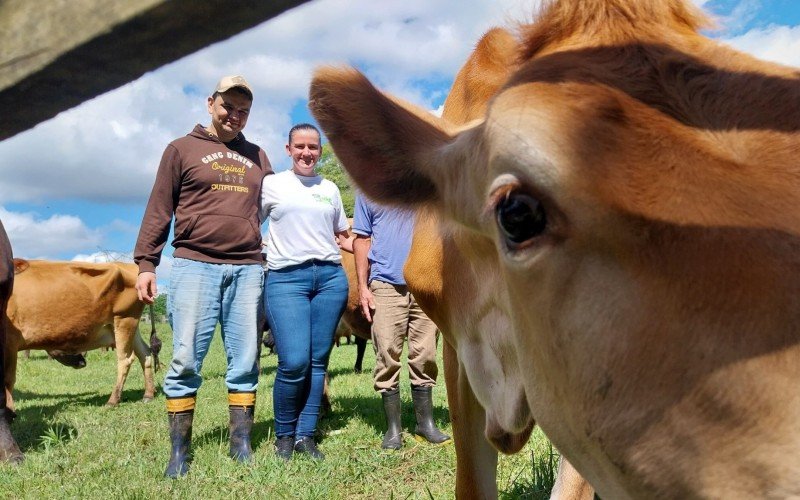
[260, 170, 349, 270]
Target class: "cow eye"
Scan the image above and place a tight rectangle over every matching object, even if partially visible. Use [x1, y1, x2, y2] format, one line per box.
[495, 192, 547, 248]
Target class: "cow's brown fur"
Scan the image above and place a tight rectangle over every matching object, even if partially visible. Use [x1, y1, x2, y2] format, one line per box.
[410, 28, 591, 500]
[404, 29, 537, 498]
[317, 27, 591, 499]
[310, 0, 800, 497]
[0, 235, 13, 405]
[519, 0, 709, 60]
[0, 222, 23, 462]
[339, 250, 372, 344]
[3, 259, 158, 409]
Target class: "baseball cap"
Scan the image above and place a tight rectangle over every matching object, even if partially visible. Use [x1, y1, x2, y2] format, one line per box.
[213, 75, 253, 100]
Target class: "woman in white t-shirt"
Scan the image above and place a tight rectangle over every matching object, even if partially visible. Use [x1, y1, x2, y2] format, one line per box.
[260, 123, 350, 461]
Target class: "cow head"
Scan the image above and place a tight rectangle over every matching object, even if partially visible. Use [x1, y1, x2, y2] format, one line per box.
[402, 28, 534, 453]
[406, 210, 534, 453]
[311, 0, 800, 497]
[47, 350, 87, 369]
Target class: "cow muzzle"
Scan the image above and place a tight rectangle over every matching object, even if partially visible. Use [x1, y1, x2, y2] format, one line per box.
[485, 412, 535, 454]
[47, 350, 87, 369]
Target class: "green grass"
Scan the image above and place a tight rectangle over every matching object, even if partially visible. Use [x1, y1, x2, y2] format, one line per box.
[0, 324, 557, 499]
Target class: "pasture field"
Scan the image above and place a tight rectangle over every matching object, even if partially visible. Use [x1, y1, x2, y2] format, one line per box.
[0, 324, 556, 499]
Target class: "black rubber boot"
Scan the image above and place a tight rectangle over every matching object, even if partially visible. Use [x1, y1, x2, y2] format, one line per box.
[0, 409, 23, 464]
[381, 389, 403, 450]
[274, 436, 294, 461]
[411, 386, 451, 445]
[229, 406, 254, 463]
[164, 411, 193, 478]
[294, 436, 325, 460]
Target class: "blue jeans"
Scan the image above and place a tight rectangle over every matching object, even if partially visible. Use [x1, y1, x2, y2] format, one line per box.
[165, 258, 264, 398]
[264, 260, 348, 438]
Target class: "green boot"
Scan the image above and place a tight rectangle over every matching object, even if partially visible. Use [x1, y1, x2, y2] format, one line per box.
[411, 386, 451, 445]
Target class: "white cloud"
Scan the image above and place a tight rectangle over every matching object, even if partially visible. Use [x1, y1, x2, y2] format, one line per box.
[0, 0, 541, 205]
[70, 252, 171, 301]
[0, 207, 102, 259]
[719, 0, 762, 35]
[70, 252, 172, 290]
[0, 0, 796, 271]
[72, 251, 133, 263]
[723, 24, 800, 68]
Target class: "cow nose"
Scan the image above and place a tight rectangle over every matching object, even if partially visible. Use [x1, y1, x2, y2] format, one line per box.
[484, 413, 535, 454]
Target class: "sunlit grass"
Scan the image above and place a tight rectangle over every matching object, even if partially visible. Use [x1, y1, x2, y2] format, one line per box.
[0, 324, 556, 498]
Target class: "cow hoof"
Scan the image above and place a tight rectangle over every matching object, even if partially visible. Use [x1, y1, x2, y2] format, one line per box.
[105, 401, 120, 408]
[0, 445, 23, 465]
[0, 451, 24, 465]
[0, 413, 24, 464]
[142, 396, 154, 403]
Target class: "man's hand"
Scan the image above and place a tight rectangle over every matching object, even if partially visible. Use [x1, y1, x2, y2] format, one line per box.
[359, 286, 375, 323]
[136, 272, 157, 304]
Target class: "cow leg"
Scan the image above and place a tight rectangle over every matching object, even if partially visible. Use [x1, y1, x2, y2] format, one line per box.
[444, 341, 499, 499]
[3, 339, 19, 413]
[107, 317, 139, 406]
[320, 372, 332, 418]
[0, 220, 23, 462]
[132, 328, 157, 403]
[550, 456, 595, 500]
[0, 345, 21, 463]
[354, 336, 367, 373]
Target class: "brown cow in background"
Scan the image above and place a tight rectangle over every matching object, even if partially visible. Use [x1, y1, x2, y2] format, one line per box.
[0, 221, 23, 463]
[338, 249, 370, 372]
[4, 259, 160, 411]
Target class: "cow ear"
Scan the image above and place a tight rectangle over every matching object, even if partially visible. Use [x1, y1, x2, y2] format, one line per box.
[13, 258, 29, 274]
[310, 66, 457, 207]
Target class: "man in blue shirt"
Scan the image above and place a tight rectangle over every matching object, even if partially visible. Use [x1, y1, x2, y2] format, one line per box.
[352, 194, 450, 449]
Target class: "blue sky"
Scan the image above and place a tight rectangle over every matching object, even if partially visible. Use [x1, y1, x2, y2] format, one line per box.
[1, 0, 798, 286]
[706, 0, 800, 32]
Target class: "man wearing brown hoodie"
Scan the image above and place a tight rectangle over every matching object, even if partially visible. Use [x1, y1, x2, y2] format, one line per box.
[134, 75, 272, 478]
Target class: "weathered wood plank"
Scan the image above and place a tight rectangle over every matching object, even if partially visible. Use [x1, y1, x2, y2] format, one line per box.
[0, 0, 308, 140]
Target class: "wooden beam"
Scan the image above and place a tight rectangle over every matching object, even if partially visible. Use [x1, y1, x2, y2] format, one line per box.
[0, 0, 309, 140]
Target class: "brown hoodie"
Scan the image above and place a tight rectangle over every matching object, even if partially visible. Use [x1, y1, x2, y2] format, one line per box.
[134, 124, 273, 273]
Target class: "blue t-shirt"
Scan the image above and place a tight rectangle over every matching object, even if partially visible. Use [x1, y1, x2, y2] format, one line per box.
[352, 194, 414, 286]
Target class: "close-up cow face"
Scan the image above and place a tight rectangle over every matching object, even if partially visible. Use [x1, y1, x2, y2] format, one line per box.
[408, 213, 534, 451]
[310, 0, 800, 496]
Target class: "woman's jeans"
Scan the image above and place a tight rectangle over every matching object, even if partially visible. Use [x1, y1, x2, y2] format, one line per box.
[264, 260, 348, 439]
[165, 258, 264, 398]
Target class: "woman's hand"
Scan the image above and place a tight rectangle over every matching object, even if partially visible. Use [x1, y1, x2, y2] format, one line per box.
[336, 231, 354, 253]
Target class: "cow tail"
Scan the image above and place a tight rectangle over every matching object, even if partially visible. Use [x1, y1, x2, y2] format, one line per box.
[148, 304, 162, 372]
